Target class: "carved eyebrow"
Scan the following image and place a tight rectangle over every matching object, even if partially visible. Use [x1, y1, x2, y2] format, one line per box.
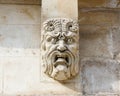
[45, 33, 58, 38]
[65, 33, 77, 38]
[65, 34, 78, 41]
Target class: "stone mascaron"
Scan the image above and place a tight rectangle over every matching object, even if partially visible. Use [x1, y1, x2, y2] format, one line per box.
[41, 18, 79, 81]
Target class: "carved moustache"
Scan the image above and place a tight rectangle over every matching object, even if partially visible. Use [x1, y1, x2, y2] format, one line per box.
[47, 50, 75, 68]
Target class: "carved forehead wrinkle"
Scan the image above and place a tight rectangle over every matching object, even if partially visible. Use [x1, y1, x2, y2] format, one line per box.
[64, 32, 77, 37]
[44, 32, 60, 38]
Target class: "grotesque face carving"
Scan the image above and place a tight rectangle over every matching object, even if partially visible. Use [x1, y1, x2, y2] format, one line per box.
[41, 18, 79, 81]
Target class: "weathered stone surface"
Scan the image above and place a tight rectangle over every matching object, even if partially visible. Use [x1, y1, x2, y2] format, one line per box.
[79, 26, 113, 58]
[0, 57, 2, 94]
[0, 3, 41, 95]
[3, 56, 40, 94]
[105, 0, 120, 8]
[0, 0, 119, 96]
[94, 93, 119, 96]
[41, 0, 79, 82]
[0, 0, 41, 5]
[112, 26, 120, 56]
[3, 81, 81, 95]
[78, 0, 120, 8]
[0, 4, 41, 24]
[40, 68, 81, 85]
[82, 94, 119, 96]
[0, 25, 40, 48]
[81, 58, 120, 95]
[78, 0, 106, 8]
[32, 82, 81, 95]
[79, 11, 119, 25]
[42, 0, 78, 21]
[41, 18, 79, 81]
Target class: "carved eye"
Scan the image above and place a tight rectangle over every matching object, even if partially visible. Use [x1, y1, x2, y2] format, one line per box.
[48, 23, 55, 31]
[68, 25, 72, 29]
[66, 38, 74, 44]
[46, 37, 57, 44]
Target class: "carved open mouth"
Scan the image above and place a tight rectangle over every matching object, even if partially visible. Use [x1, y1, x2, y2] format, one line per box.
[54, 54, 69, 68]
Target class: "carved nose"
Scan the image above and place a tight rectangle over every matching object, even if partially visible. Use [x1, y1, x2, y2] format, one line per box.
[57, 45, 67, 52]
[57, 41, 67, 52]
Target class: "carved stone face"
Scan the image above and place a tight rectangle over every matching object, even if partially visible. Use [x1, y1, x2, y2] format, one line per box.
[41, 18, 79, 81]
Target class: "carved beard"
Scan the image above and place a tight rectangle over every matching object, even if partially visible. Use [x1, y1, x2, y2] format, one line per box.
[41, 18, 79, 81]
[43, 48, 79, 81]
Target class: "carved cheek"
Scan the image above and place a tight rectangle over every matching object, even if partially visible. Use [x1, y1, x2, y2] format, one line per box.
[45, 42, 52, 50]
[45, 42, 57, 52]
[68, 44, 78, 53]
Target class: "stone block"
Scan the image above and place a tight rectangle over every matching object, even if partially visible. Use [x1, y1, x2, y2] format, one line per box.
[0, 25, 40, 48]
[83, 95, 118, 96]
[0, 4, 41, 24]
[94, 93, 119, 96]
[3, 56, 40, 94]
[81, 58, 120, 94]
[0, 0, 41, 4]
[79, 25, 113, 58]
[42, 0, 78, 21]
[105, 0, 120, 8]
[79, 11, 119, 26]
[78, 0, 120, 8]
[0, 57, 3, 94]
[112, 26, 120, 56]
[3, 81, 81, 95]
[78, 0, 106, 8]
[29, 82, 81, 96]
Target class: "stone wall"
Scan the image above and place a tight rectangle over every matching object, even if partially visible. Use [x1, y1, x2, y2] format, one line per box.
[79, 0, 120, 95]
[0, 0, 120, 96]
[0, 0, 41, 96]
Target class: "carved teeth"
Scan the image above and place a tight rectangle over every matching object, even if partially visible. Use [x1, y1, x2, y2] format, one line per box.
[55, 55, 68, 63]
[54, 54, 69, 68]
[56, 58, 66, 63]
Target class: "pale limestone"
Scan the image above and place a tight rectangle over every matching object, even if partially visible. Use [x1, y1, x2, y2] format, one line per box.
[82, 94, 118, 96]
[0, 57, 2, 94]
[78, 0, 120, 8]
[78, 0, 106, 8]
[40, 67, 81, 83]
[81, 58, 120, 94]
[41, 0, 79, 82]
[41, 18, 79, 81]
[0, 4, 41, 24]
[112, 26, 120, 55]
[0, 25, 40, 48]
[0, 3, 41, 95]
[0, 0, 41, 5]
[0, 48, 40, 57]
[41, 0, 78, 21]
[4, 81, 81, 95]
[79, 11, 118, 26]
[105, 0, 120, 8]
[79, 28, 113, 58]
[0, 0, 119, 96]
[3, 56, 40, 94]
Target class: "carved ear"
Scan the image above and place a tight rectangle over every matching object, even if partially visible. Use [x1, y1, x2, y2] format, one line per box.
[41, 34, 46, 51]
[42, 42, 46, 51]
